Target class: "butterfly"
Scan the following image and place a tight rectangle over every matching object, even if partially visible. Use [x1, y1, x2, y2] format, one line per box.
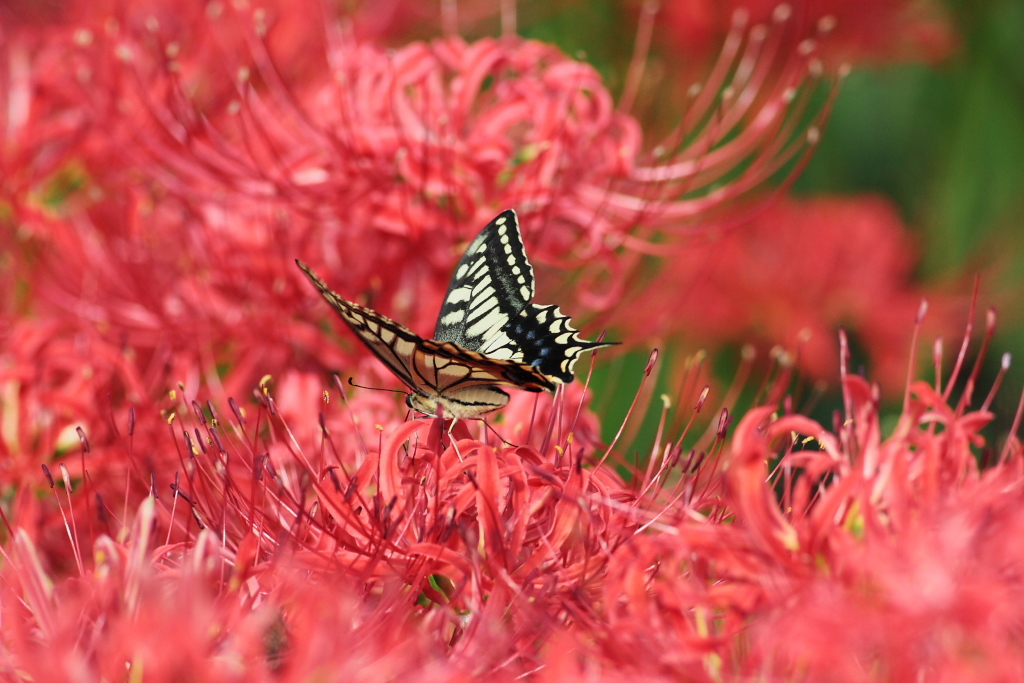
[297, 209, 614, 421]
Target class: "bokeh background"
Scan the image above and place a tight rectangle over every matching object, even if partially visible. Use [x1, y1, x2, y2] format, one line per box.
[509, 0, 1024, 452]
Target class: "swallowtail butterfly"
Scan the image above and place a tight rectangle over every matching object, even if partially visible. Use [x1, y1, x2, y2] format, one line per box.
[297, 210, 614, 420]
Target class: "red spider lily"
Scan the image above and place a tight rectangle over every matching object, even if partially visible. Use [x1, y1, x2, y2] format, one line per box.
[658, 0, 956, 68]
[2, 0, 835, 409]
[3, 296, 1024, 679]
[0, 16, 94, 222]
[0, 500, 472, 682]
[730, 348, 1024, 679]
[1, 378, 640, 679]
[84, 1, 834, 321]
[0, 316, 145, 501]
[155, 382, 633, 592]
[0, 0, 333, 302]
[0, 0, 836, 561]
[561, 308, 1024, 679]
[628, 195, 961, 388]
[15, 4, 1007, 677]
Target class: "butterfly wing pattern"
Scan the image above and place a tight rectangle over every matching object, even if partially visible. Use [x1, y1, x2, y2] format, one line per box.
[432, 210, 610, 383]
[297, 209, 614, 420]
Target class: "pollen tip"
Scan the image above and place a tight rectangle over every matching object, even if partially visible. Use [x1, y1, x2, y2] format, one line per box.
[798, 39, 817, 57]
[916, 299, 929, 322]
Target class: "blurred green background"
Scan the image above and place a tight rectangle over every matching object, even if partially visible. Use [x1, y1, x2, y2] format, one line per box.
[512, 0, 1024, 453]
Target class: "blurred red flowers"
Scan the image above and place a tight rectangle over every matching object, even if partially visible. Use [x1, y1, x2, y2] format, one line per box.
[634, 195, 960, 385]
[659, 0, 956, 67]
[4, 299, 1023, 680]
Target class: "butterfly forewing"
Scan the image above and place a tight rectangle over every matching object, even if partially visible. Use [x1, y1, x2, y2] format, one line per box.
[296, 261, 422, 389]
[433, 210, 535, 353]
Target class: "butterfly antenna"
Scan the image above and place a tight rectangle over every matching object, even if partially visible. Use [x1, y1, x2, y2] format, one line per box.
[347, 376, 409, 396]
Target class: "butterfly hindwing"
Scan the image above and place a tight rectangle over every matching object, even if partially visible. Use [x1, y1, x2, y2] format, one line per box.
[432, 210, 611, 381]
[496, 304, 610, 383]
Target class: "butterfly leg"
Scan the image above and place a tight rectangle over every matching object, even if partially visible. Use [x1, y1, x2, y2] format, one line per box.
[433, 406, 464, 462]
[447, 418, 464, 461]
[478, 418, 513, 447]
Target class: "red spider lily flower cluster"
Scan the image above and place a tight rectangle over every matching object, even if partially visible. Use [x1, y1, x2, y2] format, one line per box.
[0, 0, 835, 546]
[1, 383, 641, 680]
[3, 303, 1024, 679]
[83, 0, 834, 318]
[621, 2, 960, 392]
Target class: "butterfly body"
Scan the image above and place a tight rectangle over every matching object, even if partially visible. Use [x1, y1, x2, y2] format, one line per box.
[298, 210, 613, 419]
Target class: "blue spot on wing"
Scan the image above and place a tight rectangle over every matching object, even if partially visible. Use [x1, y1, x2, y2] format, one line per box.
[501, 304, 609, 384]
